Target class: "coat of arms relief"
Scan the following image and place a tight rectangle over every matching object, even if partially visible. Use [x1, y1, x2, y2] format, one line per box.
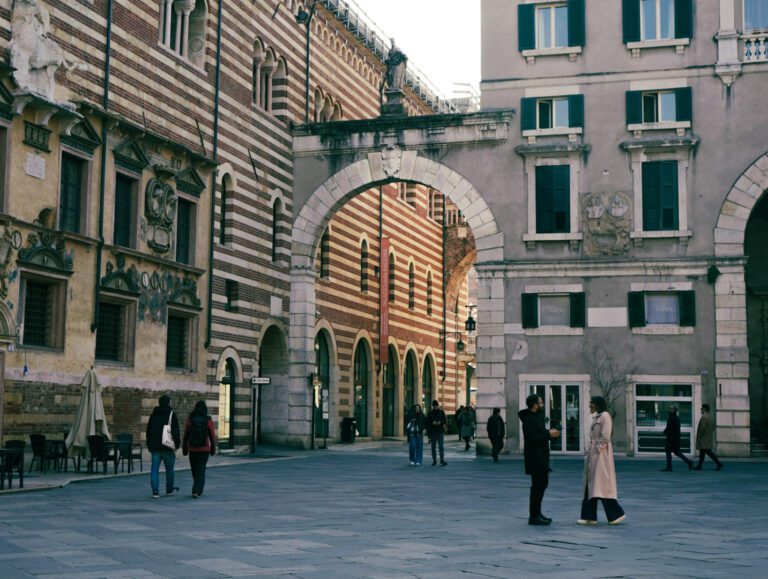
[582, 192, 632, 256]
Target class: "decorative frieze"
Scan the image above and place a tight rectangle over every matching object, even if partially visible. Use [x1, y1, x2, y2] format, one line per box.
[142, 178, 177, 255]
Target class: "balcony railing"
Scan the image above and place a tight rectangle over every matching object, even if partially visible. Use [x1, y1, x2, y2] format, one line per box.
[744, 33, 768, 62]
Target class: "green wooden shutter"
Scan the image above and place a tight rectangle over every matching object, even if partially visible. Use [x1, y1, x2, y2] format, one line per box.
[521, 97, 537, 131]
[518, 4, 536, 51]
[522, 293, 539, 329]
[568, 94, 584, 128]
[626, 91, 642, 125]
[675, 87, 692, 122]
[552, 165, 570, 233]
[536, 166, 554, 234]
[628, 292, 646, 328]
[622, 0, 641, 43]
[674, 0, 694, 39]
[569, 292, 586, 328]
[660, 160, 679, 230]
[567, 0, 585, 47]
[679, 290, 696, 326]
[642, 162, 661, 231]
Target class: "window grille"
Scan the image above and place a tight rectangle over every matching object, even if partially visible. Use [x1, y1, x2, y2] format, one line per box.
[166, 314, 188, 369]
[60, 154, 84, 233]
[23, 281, 52, 347]
[96, 302, 124, 361]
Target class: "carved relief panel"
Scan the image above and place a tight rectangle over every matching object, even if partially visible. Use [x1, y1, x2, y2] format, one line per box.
[582, 192, 632, 256]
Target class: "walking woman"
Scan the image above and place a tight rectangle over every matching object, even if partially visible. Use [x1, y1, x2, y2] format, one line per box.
[182, 400, 216, 498]
[406, 404, 427, 465]
[578, 396, 625, 526]
[460, 407, 476, 451]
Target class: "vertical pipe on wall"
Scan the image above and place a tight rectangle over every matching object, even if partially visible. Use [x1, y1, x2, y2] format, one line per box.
[441, 199, 447, 386]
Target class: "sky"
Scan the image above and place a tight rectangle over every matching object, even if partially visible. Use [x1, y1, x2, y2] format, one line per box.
[349, 0, 481, 99]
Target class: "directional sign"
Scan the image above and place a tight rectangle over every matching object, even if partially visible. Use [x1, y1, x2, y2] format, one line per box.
[251, 377, 271, 385]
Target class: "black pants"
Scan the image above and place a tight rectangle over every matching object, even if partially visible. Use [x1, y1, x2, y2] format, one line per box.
[529, 470, 549, 519]
[696, 449, 722, 468]
[189, 452, 209, 495]
[581, 489, 625, 523]
[665, 448, 692, 469]
[490, 436, 503, 461]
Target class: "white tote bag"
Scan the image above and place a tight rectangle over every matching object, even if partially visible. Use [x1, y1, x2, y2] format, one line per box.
[161, 411, 176, 450]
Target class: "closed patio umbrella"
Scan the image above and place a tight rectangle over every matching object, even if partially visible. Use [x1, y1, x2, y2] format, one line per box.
[65, 369, 110, 458]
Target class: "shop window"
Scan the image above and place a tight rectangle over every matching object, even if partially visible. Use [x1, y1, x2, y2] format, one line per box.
[635, 383, 693, 453]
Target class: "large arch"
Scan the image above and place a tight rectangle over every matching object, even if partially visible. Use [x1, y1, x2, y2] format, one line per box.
[713, 151, 768, 456]
[288, 152, 506, 449]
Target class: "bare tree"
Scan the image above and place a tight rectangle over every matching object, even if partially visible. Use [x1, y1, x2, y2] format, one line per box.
[582, 338, 636, 417]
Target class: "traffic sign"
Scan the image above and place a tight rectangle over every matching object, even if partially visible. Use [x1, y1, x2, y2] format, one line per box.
[251, 377, 271, 385]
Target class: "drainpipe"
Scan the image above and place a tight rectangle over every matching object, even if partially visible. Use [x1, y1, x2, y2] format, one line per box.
[91, 0, 114, 332]
[441, 203, 447, 385]
[204, 0, 224, 349]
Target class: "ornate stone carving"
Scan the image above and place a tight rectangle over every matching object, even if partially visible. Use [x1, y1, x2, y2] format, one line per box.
[0, 223, 23, 299]
[137, 269, 200, 324]
[142, 178, 177, 254]
[101, 254, 140, 294]
[17, 227, 74, 273]
[381, 146, 402, 178]
[582, 192, 632, 256]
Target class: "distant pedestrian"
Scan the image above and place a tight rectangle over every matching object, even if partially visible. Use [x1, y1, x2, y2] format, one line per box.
[405, 404, 427, 466]
[661, 405, 693, 471]
[693, 404, 723, 471]
[182, 400, 217, 498]
[455, 405, 465, 441]
[518, 394, 560, 525]
[145, 394, 180, 498]
[426, 399, 447, 466]
[578, 396, 625, 526]
[486, 407, 505, 462]
[460, 406, 475, 451]
[468, 405, 477, 439]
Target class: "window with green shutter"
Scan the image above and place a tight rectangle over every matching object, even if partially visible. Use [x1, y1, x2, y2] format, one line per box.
[627, 89, 692, 125]
[642, 160, 678, 231]
[625, 0, 693, 43]
[623, 0, 642, 43]
[629, 291, 695, 327]
[522, 293, 539, 329]
[628, 291, 646, 327]
[60, 153, 84, 234]
[519, 1, 585, 52]
[518, 4, 536, 51]
[679, 290, 696, 326]
[536, 165, 570, 234]
[569, 292, 586, 328]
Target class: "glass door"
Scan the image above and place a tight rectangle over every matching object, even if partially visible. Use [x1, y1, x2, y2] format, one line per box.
[527, 383, 582, 453]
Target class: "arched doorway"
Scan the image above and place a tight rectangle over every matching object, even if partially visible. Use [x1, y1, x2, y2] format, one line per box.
[404, 350, 417, 430]
[314, 332, 330, 440]
[383, 344, 398, 436]
[353, 341, 370, 437]
[422, 355, 434, 409]
[218, 358, 237, 448]
[258, 325, 289, 445]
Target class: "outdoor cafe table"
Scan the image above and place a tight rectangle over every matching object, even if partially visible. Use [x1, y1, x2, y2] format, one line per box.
[0, 448, 24, 490]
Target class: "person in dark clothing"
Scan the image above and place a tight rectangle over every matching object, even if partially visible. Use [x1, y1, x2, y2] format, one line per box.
[486, 407, 505, 463]
[518, 394, 560, 525]
[694, 404, 723, 471]
[405, 404, 427, 466]
[455, 406, 465, 441]
[182, 400, 217, 498]
[662, 405, 693, 471]
[426, 399, 447, 466]
[145, 394, 180, 498]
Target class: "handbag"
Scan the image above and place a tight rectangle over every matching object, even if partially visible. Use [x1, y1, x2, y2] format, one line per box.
[161, 411, 176, 450]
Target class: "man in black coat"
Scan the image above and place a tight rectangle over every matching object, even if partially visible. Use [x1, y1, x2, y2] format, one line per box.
[146, 394, 181, 498]
[518, 394, 560, 525]
[486, 407, 505, 463]
[662, 404, 693, 471]
[426, 399, 447, 466]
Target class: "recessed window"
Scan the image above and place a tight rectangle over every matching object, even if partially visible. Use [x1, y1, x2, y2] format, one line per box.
[113, 173, 137, 248]
[176, 197, 195, 265]
[21, 277, 66, 349]
[642, 91, 676, 123]
[271, 198, 282, 263]
[745, 0, 768, 32]
[539, 295, 571, 326]
[319, 228, 330, 279]
[536, 4, 569, 49]
[522, 292, 585, 329]
[225, 280, 239, 312]
[426, 272, 433, 316]
[535, 165, 570, 234]
[166, 311, 197, 371]
[642, 160, 678, 231]
[626, 88, 692, 126]
[95, 299, 135, 364]
[388, 253, 396, 302]
[60, 153, 86, 234]
[641, 0, 674, 40]
[628, 290, 695, 327]
[645, 293, 679, 324]
[158, 0, 207, 66]
[538, 98, 569, 129]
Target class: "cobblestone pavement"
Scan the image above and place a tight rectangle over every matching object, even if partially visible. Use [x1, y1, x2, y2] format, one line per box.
[1, 440, 767, 578]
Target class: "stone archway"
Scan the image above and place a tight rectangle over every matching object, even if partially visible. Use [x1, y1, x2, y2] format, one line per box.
[288, 151, 505, 449]
[713, 151, 768, 456]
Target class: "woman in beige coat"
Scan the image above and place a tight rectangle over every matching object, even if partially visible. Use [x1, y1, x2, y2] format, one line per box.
[578, 396, 626, 525]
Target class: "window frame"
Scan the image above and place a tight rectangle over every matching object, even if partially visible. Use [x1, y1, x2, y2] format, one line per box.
[113, 171, 139, 249]
[95, 293, 137, 366]
[157, 0, 208, 69]
[744, 0, 768, 33]
[628, 283, 696, 335]
[536, 3, 569, 50]
[640, 0, 675, 41]
[19, 272, 67, 351]
[521, 285, 585, 336]
[58, 149, 91, 235]
[165, 306, 199, 372]
[518, 0, 584, 62]
[175, 194, 196, 266]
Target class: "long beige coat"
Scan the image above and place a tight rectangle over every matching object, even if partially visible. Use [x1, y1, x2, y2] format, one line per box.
[582, 412, 618, 500]
[696, 411, 714, 450]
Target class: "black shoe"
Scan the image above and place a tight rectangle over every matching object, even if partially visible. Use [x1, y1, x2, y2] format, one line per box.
[440, 461, 447, 466]
[687, 462, 693, 471]
[716, 463, 723, 471]
[493, 456, 499, 463]
[540, 515, 552, 523]
[528, 515, 551, 526]
[432, 461, 437, 466]
[693, 465, 702, 470]
[661, 467, 672, 472]
[166, 487, 180, 496]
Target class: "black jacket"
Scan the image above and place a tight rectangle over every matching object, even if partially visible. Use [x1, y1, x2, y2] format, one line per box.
[487, 414, 505, 439]
[406, 411, 427, 437]
[146, 405, 181, 452]
[664, 412, 682, 451]
[518, 408, 551, 474]
[425, 408, 447, 436]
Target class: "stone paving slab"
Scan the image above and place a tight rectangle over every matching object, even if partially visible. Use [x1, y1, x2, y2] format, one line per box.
[0, 440, 767, 578]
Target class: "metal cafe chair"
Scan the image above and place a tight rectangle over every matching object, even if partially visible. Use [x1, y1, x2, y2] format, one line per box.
[86, 435, 116, 475]
[29, 434, 60, 473]
[2, 441, 26, 489]
[116, 433, 143, 473]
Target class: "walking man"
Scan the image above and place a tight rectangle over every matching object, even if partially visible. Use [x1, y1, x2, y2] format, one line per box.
[486, 407, 505, 462]
[661, 405, 693, 471]
[426, 399, 447, 466]
[146, 394, 180, 498]
[518, 394, 560, 525]
[694, 404, 723, 471]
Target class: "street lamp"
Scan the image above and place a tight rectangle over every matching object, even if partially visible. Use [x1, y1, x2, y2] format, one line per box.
[456, 335, 465, 352]
[297, 1, 319, 123]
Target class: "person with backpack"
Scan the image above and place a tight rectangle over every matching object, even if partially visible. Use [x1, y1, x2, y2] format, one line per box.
[182, 400, 217, 498]
[405, 404, 427, 466]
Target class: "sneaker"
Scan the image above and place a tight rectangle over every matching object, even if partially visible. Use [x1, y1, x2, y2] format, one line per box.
[608, 515, 626, 525]
[192, 493, 199, 499]
[577, 519, 597, 525]
[415, 463, 421, 466]
[409, 461, 415, 466]
[152, 492, 159, 499]
[166, 487, 180, 496]
[528, 515, 551, 526]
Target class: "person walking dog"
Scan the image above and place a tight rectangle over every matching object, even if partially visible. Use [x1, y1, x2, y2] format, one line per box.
[662, 405, 693, 471]
[693, 404, 723, 471]
[182, 400, 217, 498]
[578, 396, 626, 526]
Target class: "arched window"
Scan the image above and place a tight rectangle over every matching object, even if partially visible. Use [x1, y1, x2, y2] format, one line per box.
[159, 0, 207, 66]
[272, 57, 288, 116]
[331, 102, 343, 121]
[422, 357, 433, 409]
[388, 253, 396, 302]
[426, 272, 433, 316]
[219, 174, 231, 245]
[319, 227, 330, 279]
[252, 39, 265, 104]
[321, 96, 334, 121]
[360, 240, 368, 292]
[260, 49, 276, 111]
[271, 198, 282, 263]
[218, 358, 237, 448]
[408, 263, 415, 310]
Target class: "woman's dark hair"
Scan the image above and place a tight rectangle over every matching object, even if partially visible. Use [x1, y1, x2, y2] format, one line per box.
[191, 400, 208, 417]
[591, 396, 608, 413]
[412, 404, 422, 413]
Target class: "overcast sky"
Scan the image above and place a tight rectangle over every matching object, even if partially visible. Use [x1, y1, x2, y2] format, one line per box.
[349, 0, 481, 98]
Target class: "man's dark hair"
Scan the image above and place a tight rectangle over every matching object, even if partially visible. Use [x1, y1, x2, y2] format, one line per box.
[492, 407, 500, 415]
[525, 394, 539, 409]
[432, 400, 439, 407]
[159, 394, 171, 407]
[702, 403, 710, 412]
[591, 396, 608, 414]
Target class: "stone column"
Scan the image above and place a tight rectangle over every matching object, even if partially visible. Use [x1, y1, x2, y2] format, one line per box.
[716, 0, 741, 85]
[163, 0, 173, 47]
